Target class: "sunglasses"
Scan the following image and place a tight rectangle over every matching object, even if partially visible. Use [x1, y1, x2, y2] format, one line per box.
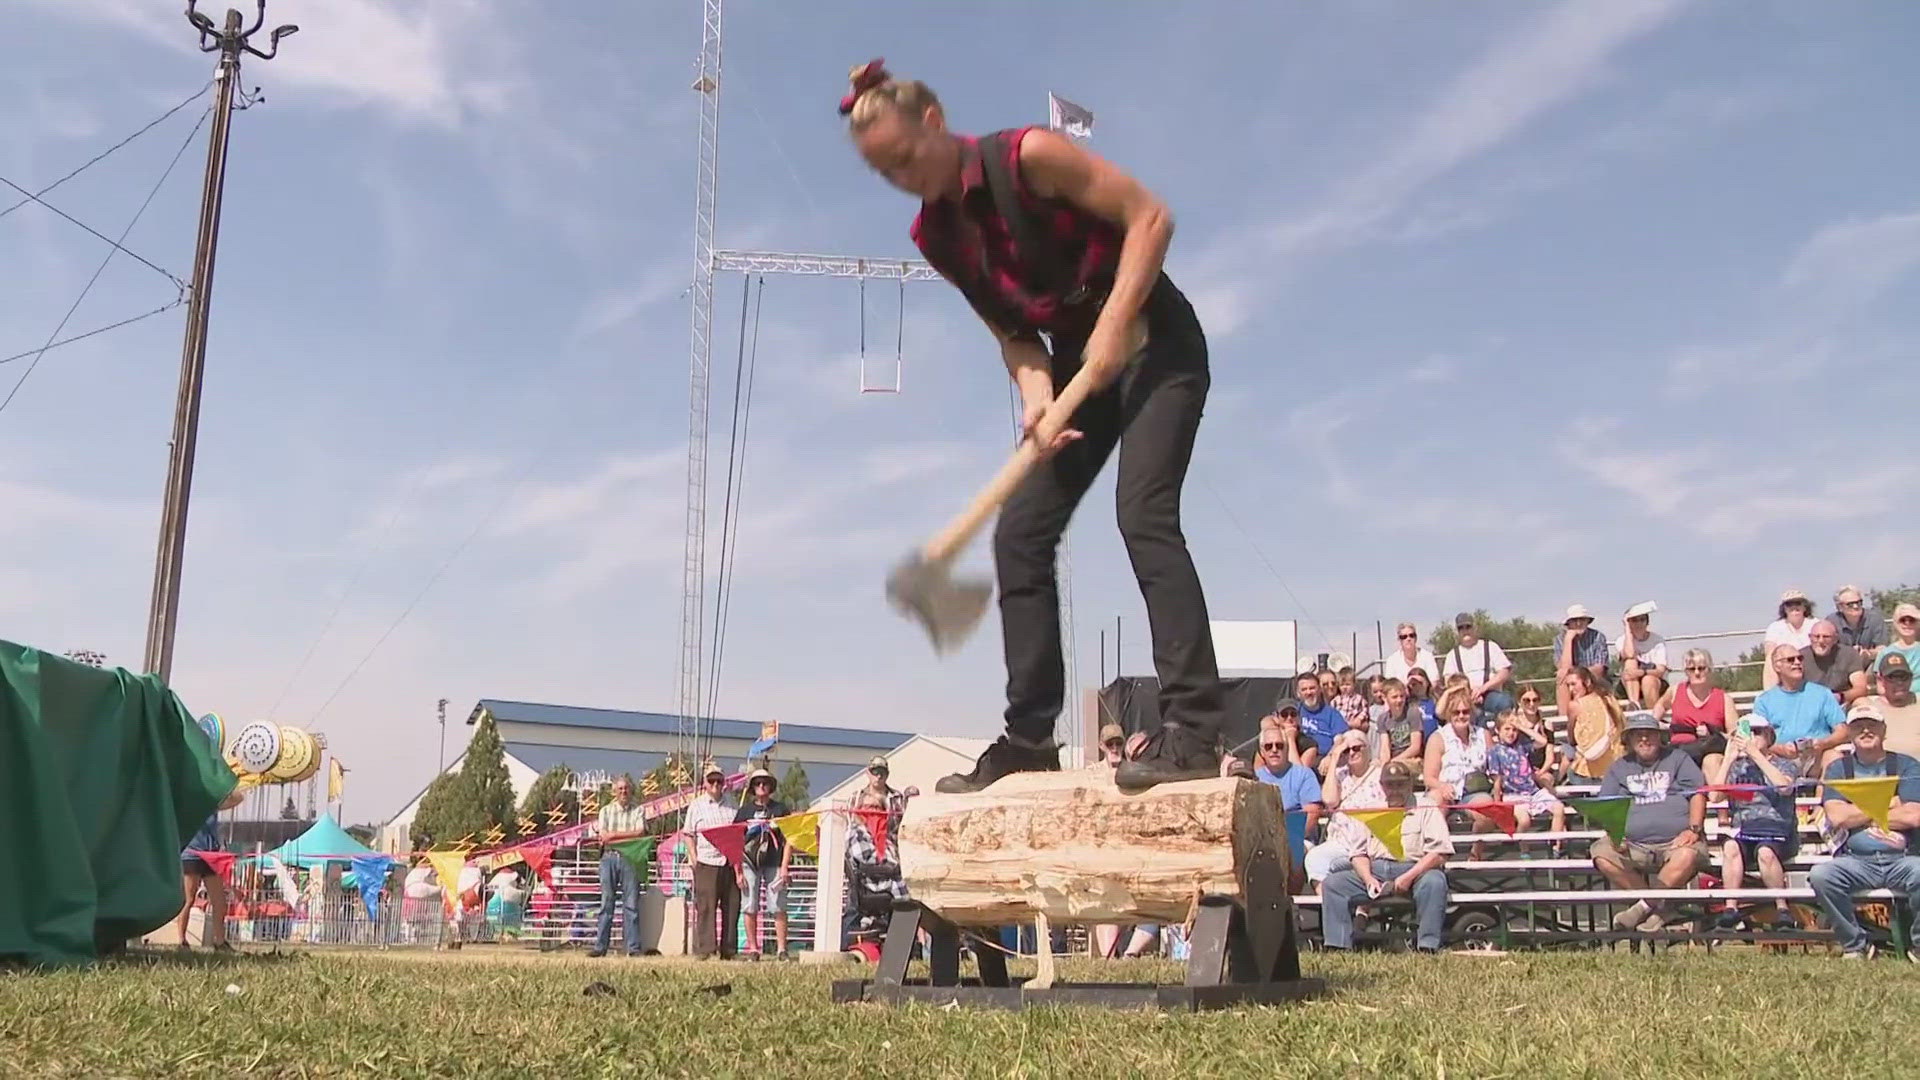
[1777, 656, 1804, 665]
[1397, 632, 1417, 640]
[1259, 741, 1286, 752]
[1685, 664, 1709, 672]
[1456, 625, 1473, 631]
[1840, 600, 1864, 609]
[1519, 697, 1540, 705]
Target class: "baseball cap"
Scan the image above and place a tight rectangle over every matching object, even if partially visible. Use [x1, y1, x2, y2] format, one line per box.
[1625, 600, 1658, 620]
[702, 761, 724, 779]
[866, 755, 889, 771]
[1848, 701, 1887, 725]
[1623, 711, 1663, 735]
[1745, 714, 1772, 729]
[1564, 604, 1593, 624]
[1881, 653, 1913, 679]
[1895, 602, 1920, 621]
[1271, 697, 1301, 715]
[1099, 723, 1124, 743]
[1453, 612, 1475, 628]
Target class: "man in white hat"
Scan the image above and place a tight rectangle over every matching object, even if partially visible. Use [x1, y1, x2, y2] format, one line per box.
[683, 762, 739, 960]
[734, 767, 795, 959]
[1614, 601, 1669, 708]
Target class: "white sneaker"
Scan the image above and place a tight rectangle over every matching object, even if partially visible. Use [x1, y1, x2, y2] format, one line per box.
[1611, 901, 1651, 931]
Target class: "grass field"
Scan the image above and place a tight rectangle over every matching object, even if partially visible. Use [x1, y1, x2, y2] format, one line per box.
[3, 945, 1916, 1078]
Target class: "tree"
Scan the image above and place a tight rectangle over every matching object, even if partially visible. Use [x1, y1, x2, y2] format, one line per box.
[777, 762, 810, 809]
[411, 771, 479, 849]
[409, 713, 519, 848]
[463, 711, 518, 840]
[344, 823, 378, 844]
[1427, 610, 1559, 695]
[1869, 584, 1920, 615]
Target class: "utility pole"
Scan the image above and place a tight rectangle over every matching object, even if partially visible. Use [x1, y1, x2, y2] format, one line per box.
[437, 698, 450, 770]
[140, 1, 297, 681]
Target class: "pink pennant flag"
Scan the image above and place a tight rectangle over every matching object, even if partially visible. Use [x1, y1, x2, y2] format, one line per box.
[1702, 784, 1762, 804]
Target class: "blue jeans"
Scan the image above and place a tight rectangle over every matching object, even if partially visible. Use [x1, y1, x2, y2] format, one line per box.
[1809, 852, 1920, 953]
[1322, 859, 1448, 950]
[1477, 689, 1514, 723]
[594, 851, 639, 954]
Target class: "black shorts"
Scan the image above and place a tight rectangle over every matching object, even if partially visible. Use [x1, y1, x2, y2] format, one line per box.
[1733, 836, 1797, 868]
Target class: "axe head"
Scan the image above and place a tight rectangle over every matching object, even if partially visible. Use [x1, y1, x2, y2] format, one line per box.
[885, 551, 994, 654]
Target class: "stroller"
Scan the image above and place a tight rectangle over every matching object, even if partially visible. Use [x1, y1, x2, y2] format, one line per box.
[843, 858, 907, 963]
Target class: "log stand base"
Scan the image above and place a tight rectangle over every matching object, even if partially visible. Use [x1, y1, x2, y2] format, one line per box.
[830, 897, 1326, 1012]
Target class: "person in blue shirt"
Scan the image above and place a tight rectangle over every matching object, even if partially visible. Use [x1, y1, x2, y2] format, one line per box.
[1752, 643, 1850, 772]
[1252, 717, 1325, 891]
[1289, 678, 1347, 758]
[1810, 701, 1920, 958]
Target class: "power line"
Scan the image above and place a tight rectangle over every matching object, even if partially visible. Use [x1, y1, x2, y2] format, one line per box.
[0, 174, 188, 287]
[1197, 470, 1339, 653]
[0, 82, 211, 222]
[0, 106, 209, 419]
[0, 298, 185, 366]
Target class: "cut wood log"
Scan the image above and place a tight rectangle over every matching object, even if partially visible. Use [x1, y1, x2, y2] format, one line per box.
[897, 769, 1286, 927]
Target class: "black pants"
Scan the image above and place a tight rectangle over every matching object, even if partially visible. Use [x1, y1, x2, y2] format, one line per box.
[690, 861, 739, 958]
[994, 274, 1224, 745]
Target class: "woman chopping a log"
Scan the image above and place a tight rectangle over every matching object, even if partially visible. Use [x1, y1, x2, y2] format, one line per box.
[842, 60, 1245, 794]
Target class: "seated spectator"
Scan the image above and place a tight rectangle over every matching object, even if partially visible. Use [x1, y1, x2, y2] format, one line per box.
[1861, 654, 1920, 758]
[1317, 669, 1341, 705]
[1332, 667, 1369, 730]
[1705, 716, 1801, 931]
[1440, 612, 1515, 721]
[1831, 585, 1887, 660]
[1319, 761, 1452, 954]
[1809, 702, 1920, 960]
[1365, 673, 1388, 711]
[1262, 700, 1322, 774]
[1488, 710, 1566, 835]
[1563, 666, 1626, 781]
[1424, 686, 1499, 855]
[1405, 667, 1439, 736]
[1614, 601, 1669, 708]
[1554, 605, 1611, 717]
[1369, 678, 1425, 765]
[1512, 687, 1568, 781]
[1292, 676, 1347, 758]
[1878, 603, 1920, 677]
[1753, 643, 1851, 774]
[1803, 619, 1870, 706]
[1306, 729, 1388, 887]
[1592, 713, 1708, 932]
[1655, 648, 1734, 770]
[1253, 719, 1325, 893]
[1764, 590, 1817, 688]
[1383, 622, 1438, 685]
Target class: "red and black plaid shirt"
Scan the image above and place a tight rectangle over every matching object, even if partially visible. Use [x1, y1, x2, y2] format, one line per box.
[910, 126, 1123, 340]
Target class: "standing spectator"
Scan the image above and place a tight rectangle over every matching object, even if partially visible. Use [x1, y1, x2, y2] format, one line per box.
[1876, 603, 1920, 677]
[1488, 710, 1566, 834]
[1554, 605, 1610, 718]
[174, 788, 245, 951]
[1655, 648, 1734, 769]
[1253, 720, 1324, 892]
[1831, 586, 1888, 659]
[734, 768, 794, 960]
[1369, 678, 1426, 764]
[589, 776, 647, 958]
[1382, 622, 1438, 685]
[1440, 612, 1515, 721]
[1332, 667, 1368, 731]
[684, 763, 740, 960]
[1292, 677, 1347, 758]
[1861, 654, 1920, 758]
[1763, 590, 1817, 688]
[1319, 761, 1452, 954]
[1592, 714, 1708, 932]
[1614, 601, 1670, 708]
[1809, 702, 1920, 959]
[1706, 716, 1801, 931]
[1802, 619, 1870, 705]
[1563, 666, 1626, 781]
[1752, 643, 1850, 774]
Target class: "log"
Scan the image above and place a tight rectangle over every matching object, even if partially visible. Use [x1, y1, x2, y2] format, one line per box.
[897, 769, 1286, 927]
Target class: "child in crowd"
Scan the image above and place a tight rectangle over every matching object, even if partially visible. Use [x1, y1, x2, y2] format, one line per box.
[1488, 710, 1568, 840]
[1333, 667, 1369, 730]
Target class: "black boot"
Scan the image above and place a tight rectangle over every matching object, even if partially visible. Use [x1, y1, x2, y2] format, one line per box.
[1114, 722, 1244, 793]
[935, 736, 1060, 794]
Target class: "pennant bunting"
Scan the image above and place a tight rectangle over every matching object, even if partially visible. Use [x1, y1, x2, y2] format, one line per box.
[521, 845, 554, 887]
[1458, 801, 1518, 835]
[852, 807, 892, 861]
[1569, 796, 1632, 843]
[701, 822, 748, 866]
[772, 812, 820, 858]
[1826, 776, 1901, 830]
[605, 837, 659, 885]
[190, 849, 238, 879]
[350, 855, 394, 921]
[425, 850, 468, 914]
[1702, 784, 1762, 804]
[1346, 809, 1407, 859]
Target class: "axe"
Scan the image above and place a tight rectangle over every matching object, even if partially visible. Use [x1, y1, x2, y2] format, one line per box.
[886, 319, 1147, 652]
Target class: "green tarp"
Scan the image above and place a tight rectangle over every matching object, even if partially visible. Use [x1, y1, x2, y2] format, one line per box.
[0, 641, 236, 965]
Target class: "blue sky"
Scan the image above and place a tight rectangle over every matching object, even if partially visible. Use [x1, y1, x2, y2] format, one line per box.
[5, 0, 1917, 822]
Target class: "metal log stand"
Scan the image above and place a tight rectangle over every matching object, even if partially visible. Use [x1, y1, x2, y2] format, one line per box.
[833, 845, 1325, 1012]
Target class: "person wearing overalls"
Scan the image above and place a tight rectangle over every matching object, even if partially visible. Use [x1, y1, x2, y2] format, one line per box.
[842, 59, 1245, 794]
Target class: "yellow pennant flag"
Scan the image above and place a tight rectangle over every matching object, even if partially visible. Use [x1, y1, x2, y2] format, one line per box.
[1346, 808, 1408, 860]
[327, 758, 346, 803]
[772, 812, 821, 857]
[1827, 776, 1901, 830]
[425, 851, 468, 914]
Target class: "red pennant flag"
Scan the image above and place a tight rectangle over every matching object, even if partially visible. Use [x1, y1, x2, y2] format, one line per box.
[1459, 801, 1518, 835]
[1703, 784, 1761, 804]
[191, 850, 237, 879]
[701, 821, 748, 866]
[521, 846, 554, 887]
[852, 808, 891, 861]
